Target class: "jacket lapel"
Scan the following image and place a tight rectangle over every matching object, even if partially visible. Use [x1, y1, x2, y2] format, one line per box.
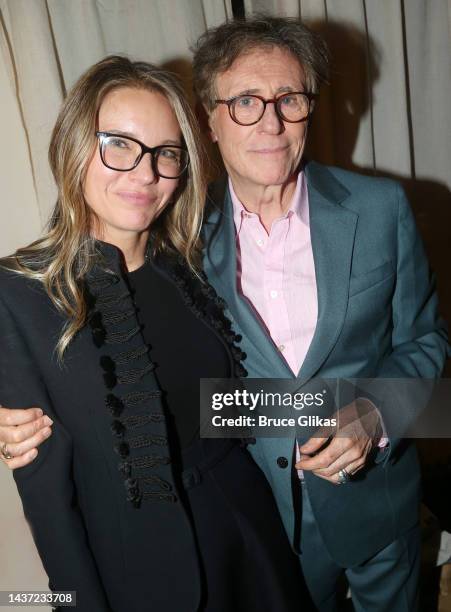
[297, 162, 358, 381]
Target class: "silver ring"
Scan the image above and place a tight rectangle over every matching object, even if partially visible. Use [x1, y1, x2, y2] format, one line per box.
[337, 468, 351, 484]
[1, 442, 13, 460]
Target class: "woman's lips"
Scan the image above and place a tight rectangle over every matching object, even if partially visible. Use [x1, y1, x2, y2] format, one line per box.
[116, 191, 156, 205]
[249, 146, 289, 154]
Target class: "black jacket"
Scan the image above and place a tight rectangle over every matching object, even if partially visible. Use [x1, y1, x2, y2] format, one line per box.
[0, 243, 245, 611]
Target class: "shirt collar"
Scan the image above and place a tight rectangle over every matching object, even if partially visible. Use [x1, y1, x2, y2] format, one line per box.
[229, 170, 308, 234]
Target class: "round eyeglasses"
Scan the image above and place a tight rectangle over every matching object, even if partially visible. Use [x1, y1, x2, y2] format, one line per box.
[214, 91, 317, 126]
[96, 132, 189, 179]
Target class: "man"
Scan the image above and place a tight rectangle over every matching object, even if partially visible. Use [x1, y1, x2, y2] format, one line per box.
[1, 16, 449, 612]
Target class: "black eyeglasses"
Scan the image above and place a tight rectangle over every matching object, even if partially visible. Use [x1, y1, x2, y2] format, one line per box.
[96, 131, 189, 179]
[214, 91, 317, 126]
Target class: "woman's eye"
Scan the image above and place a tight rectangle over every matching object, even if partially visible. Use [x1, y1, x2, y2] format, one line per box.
[159, 148, 178, 161]
[108, 137, 130, 149]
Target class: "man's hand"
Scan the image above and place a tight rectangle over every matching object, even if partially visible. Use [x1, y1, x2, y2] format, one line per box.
[295, 398, 383, 484]
[0, 406, 52, 469]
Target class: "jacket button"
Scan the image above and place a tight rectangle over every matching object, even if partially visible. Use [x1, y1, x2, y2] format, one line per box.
[277, 456, 289, 469]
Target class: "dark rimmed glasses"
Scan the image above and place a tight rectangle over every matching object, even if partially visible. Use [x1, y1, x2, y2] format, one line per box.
[214, 91, 317, 126]
[96, 131, 190, 179]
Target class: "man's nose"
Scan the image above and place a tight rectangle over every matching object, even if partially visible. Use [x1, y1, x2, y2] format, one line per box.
[258, 102, 284, 135]
[129, 152, 157, 183]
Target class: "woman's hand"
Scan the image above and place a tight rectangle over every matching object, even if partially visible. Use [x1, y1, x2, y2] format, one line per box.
[0, 405, 52, 469]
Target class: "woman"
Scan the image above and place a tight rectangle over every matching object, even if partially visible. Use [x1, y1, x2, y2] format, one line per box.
[0, 56, 304, 611]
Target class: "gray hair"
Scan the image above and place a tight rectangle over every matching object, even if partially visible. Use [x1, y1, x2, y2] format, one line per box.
[192, 15, 330, 110]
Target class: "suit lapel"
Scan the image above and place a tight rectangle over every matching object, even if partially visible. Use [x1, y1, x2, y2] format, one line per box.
[298, 162, 358, 381]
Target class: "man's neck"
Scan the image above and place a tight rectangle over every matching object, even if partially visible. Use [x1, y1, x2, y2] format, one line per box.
[230, 176, 298, 233]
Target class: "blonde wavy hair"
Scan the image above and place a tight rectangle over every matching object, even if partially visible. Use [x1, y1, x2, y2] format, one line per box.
[12, 55, 206, 359]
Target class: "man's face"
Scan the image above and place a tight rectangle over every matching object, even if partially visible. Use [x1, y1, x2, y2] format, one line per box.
[208, 46, 309, 192]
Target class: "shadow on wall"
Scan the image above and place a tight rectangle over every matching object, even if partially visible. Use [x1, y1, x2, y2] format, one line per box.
[306, 20, 451, 370]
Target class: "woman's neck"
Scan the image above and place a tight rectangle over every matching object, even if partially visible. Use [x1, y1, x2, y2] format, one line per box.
[96, 228, 150, 272]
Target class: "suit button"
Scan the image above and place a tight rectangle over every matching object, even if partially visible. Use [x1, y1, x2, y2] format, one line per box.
[277, 456, 289, 469]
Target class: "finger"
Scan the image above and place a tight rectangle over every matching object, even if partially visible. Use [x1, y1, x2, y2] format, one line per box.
[0, 415, 53, 444]
[2, 448, 38, 470]
[299, 435, 329, 455]
[296, 437, 353, 471]
[0, 406, 44, 427]
[314, 439, 371, 478]
[310, 471, 340, 484]
[3, 426, 52, 458]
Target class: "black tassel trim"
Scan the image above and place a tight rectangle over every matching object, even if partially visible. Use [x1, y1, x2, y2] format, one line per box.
[122, 413, 165, 428]
[130, 454, 171, 470]
[128, 433, 167, 449]
[87, 262, 172, 508]
[124, 477, 142, 507]
[105, 326, 141, 344]
[142, 492, 177, 503]
[140, 475, 172, 491]
[111, 420, 126, 438]
[105, 394, 125, 417]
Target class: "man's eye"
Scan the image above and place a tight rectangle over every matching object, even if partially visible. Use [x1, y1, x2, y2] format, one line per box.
[236, 96, 256, 107]
[280, 95, 297, 106]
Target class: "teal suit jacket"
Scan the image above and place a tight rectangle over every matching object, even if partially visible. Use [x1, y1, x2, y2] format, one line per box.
[203, 161, 449, 566]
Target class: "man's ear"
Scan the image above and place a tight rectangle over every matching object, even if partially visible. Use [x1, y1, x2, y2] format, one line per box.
[206, 108, 219, 143]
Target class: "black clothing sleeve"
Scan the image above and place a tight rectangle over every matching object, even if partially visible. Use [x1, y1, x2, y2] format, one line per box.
[0, 297, 111, 611]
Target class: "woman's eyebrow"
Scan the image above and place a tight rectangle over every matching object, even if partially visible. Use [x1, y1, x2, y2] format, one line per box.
[99, 130, 181, 146]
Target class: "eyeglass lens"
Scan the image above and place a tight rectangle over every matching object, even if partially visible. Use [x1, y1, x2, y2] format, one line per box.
[101, 135, 189, 178]
[231, 93, 310, 124]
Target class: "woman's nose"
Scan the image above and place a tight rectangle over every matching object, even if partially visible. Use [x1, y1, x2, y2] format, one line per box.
[129, 152, 157, 184]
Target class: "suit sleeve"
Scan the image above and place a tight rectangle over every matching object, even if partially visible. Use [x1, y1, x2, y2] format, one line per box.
[369, 184, 450, 460]
[0, 297, 112, 611]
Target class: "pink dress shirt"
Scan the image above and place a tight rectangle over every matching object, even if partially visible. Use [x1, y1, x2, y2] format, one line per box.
[231, 171, 317, 376]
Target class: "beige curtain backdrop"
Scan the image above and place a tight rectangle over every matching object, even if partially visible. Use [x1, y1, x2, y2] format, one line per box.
[0, 0, 450, 607]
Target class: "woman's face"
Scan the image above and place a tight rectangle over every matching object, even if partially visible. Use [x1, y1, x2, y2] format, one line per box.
[84, 86, 182, 244]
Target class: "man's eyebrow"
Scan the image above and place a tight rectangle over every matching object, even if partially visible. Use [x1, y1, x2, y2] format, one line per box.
[233, 88, 260, 96]
[228, 85, 302, 97]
